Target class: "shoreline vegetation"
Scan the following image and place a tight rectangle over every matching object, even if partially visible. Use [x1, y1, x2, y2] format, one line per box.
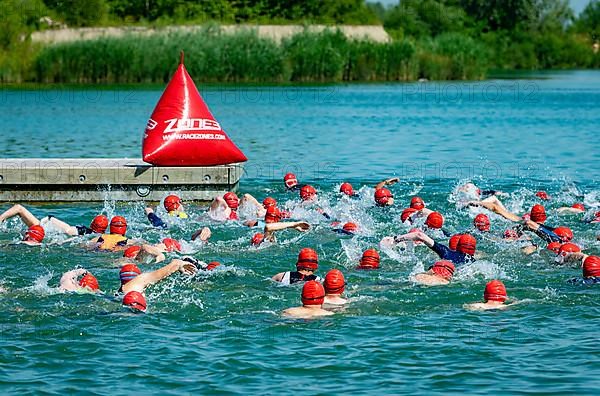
[1, 0, 599, 84]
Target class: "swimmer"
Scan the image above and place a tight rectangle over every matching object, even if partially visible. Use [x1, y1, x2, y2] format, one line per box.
[339, 182, 358, 197]
[536, 191, 550, 201]
[557, 203, 586, 215]
[356, 249, 380, 269]
[391, 230, 476, 265]
[146, 194, 189, 229]
[555, 242, 585, 265]
[59, 269, 101, 292]
[333, 222, 359, 236]
[209, 192, 240, 221]
[120, 258, 197, 312]
[401, 208, 419, 224]
[272, 248, 322, 285]
[0, 204, 46, 245]
[424, 211, 449, 235]
[568, 256, 600, 285]
[90, 216, 131, 251]
[413, 260, 455, 286]
[282, 280, 334, 319]
[375, 177, 400, 190]
[284, 173, 301, 192]
[323, 269, 347, 305]
[373, 177, 399, 206]
[464, 280, 511, 311]
[474, 213, 491, 232]
[457, 182, 506, 201]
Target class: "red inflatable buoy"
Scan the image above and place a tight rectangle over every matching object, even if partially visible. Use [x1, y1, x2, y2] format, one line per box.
[142, 52, 247, 166]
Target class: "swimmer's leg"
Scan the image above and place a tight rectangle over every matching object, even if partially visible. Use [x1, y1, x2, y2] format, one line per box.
[0, 204, 40, 227]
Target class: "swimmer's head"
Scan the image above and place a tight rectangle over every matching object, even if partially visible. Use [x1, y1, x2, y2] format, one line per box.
[206, 262, 221, 271]
[401, 208, 418, 223]
[449, 234, 463, 250]
[297, 248, 319, 271]
[164, 195, 182, 212]
[123, 245, 141, 259]
[24, 225, 45, 243]
[474, 213, 491, 232]
[503, 229, 520, 240]
[546, 242, 562, 254]
[374, 188, 393, 206]
[536, 191, 549, 201]
[251, 233, 265, 246]
[162, 238, 181, 252]
[223, 192, 239, 210]
[583, 256, 600, 278]
[530, 204, 547, 224]
[120, 263, 142, 285]
[553, 226, 573, 242]
[339, 182, 354, 196]
[358, 248, 380, 270]
[572, 203, 585, 211]
[284, 173, 298, 189]
[110, 216, 127, 236]
[431, 260, 455, 280]
[262, 197, 277, 209]
[300, 185, 317, 201]
[410, 196, 425, 210]
[425, 212, 444, 229]
[457, 234, 476, 256]
[484, 280, 507, 303]
[265, 206, 282, 223]
[301, 280, 325, 306]
[342, 222, 358, 234]
[324, 269, 345, 295]
[558, 242, 581, 256]
[90, 215, 108, 234]
[123, 291, 147, 312]
[78, 273, 99, 291]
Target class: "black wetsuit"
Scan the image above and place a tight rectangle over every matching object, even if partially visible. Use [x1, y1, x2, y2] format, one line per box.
[430, 241, 474, 266]
[567, 277, 600, 285]
[75, 225, 95, 236]
[532, 224, 561, 243]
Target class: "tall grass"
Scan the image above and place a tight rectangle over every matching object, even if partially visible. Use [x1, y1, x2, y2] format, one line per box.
[33, 26, 489, 84]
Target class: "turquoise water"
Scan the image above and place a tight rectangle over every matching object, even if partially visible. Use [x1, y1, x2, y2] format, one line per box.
[0, 71, 599, 394]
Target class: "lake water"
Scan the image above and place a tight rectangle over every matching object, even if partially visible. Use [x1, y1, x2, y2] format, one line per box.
[0, 71, 599, 394]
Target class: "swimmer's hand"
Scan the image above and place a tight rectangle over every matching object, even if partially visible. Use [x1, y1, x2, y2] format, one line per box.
[145, 207, 154, 215]
[179, 262, 197, 276]
[385, 177, 400, 185]
[191, 227, 211, 242]
[293, 222, 310, 232]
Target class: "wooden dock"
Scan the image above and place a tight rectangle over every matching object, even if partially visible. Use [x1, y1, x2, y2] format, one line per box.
[0, 159, 242, 202]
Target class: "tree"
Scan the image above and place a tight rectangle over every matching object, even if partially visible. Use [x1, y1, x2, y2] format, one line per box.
[575, 0, 600, 39]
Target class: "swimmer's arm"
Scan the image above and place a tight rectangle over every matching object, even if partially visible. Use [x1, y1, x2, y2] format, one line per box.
[0, 204, 40, 227]
[374, 177, 399, 190]
[556, 207, 585, 214]
[191, 227, 212, 242]
[272, 272, 285, 282]
[59, 269, 86, 291]
[127, 259, 195, 290]
[46, 216, 79, 236]
[563, 252, 587, 265]
[419, 208, 434, 217]
[145, 207, 167, 229]
[240, 194, 266, 218]
[140, 244, 166, 263]
[394, 231, 435, 248]
[265, 222, 310, 233]
[468, 200, 521, 222]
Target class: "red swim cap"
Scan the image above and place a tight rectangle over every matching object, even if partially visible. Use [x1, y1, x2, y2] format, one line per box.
[536, 191, 549, 201]
[583, 256, 600, 278]
[297, 248, 318, 271]
[79, 273, 99, 291]
[553, 226, 573, 242]
[401, 208, 418, 223]
[262, 197, 277, 208]
[340, 182, 354, 196]
[120, 263, 142, 285]
[530, 204, 547, 224]
[374, 188, 393, 206]
[474, 213, 491, 232]
[265, 206, 282, 224]
[410, 196, 425, 210]
[558, 242, 581, 256]
[572, 203, 585, 211]
[163, 238, 181, 252]
[425, 212, 444, 229]
[503, 229, 519, 240]
[123, 291, 147, 312]
[90, 215, 108, 234]
[301, 280, 325, 306]
[300, 185, 317, 201]
[24, 225, 45, 243]
[206, 261, 221, 270]
[343, 222, 358, 233]
[358, 248, 380, 269]
[123, 245, 142, 259]
[284, 173, 298, 189]
[546, 242, 562, 254]
[251, 233, 264, 246]
[110, 216, 127, 235]
[223, 192, 239, 209]
[595, 211, 600, 221]
[484, 280, 507, 302]
[164, 194, 181, 212]
[457, 234, 476, 256]
[324, 269, 345, 294]
[431, 260, 455, 280]
[449, 234, 463, 250]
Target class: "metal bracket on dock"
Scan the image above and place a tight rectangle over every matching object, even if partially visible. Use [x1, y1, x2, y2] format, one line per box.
[0, 159, 243, 202]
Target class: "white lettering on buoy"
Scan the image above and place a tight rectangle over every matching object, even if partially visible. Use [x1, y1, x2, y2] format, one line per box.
[163, 118, 222, 133]
[146, 118, 158, 130]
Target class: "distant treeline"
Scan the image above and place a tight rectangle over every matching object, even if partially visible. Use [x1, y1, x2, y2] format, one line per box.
[0, 0, 599, 83]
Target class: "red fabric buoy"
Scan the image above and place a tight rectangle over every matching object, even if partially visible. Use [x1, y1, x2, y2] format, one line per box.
[142, 52, 247, 166]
